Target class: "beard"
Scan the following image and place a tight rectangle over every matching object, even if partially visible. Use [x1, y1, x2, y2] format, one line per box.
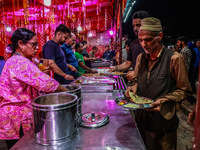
[59, 40, 65, 45]
[134, 31, 138, 37]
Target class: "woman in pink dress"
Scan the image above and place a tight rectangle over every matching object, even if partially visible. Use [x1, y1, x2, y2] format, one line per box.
[0, 28, 67, 149]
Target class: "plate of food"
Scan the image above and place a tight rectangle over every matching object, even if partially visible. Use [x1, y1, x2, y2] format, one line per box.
[129, 92, 154, 104]
[115, 94, 155, 110]
[115, 97, 128, 106]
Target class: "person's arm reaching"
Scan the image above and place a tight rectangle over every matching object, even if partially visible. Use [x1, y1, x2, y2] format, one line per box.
[83, 56, 94, 61]
[67, 64, 77, 72]
[109, 60, 132, 72]
[55, 84, 68, 92]
[79, 61, 97, 73]
[43, 59, 74, 80]
[125, 55, 140, 97]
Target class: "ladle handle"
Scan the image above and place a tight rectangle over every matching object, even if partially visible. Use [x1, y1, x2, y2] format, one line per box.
[91, 113, 95, 122]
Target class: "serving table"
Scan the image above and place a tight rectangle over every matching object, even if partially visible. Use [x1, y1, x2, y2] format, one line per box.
[91, 60, 111, 68]
[11, 75, 146, 150]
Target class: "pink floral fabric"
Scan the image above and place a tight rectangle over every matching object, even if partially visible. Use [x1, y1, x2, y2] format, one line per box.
[0, 55, 59, 139]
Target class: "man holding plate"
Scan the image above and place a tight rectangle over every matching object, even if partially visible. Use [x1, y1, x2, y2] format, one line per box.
[125, 17, 192, 150]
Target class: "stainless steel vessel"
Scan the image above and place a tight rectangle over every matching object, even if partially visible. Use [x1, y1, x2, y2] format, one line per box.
[62, 85, 82, 99]
[62, 84, 82, 125]
[32, 93, 78, 145]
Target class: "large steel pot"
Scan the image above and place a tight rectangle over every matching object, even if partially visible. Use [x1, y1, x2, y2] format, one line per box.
[62, 85, 82, 124]
[62, 84, 81, 99]
[32, 93, 78, 145]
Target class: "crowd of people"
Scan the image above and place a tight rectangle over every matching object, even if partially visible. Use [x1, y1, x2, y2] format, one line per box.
[0, 10, 199, 150]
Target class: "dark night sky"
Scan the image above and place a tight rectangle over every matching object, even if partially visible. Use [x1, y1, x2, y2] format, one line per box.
[123, 0, 200, 44]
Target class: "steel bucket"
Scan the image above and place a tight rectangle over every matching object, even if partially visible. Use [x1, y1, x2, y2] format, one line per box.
[62, 85, 82, 125]
[32, 93, 78, 145]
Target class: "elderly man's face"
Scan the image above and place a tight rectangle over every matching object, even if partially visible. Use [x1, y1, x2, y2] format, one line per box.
[66, 34, 76, 46]
[138, 30, 162, 54]
[132, 18, 142, 37]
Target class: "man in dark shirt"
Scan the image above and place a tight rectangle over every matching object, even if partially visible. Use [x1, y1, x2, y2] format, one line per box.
[102, 45, 112, 60]
[110, 11, 149, 80]
[61, 33, 78, 78]
[42, 24, 74, 84]
[81, 41, 96, 68]
[125, 17, 192, 150]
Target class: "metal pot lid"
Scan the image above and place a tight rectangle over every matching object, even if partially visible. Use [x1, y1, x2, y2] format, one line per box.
[81, 112, 109, 128]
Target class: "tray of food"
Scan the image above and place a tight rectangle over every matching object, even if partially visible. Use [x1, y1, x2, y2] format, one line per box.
[83, 73, 107, 77]
[74, 79, 85, 84]
[74, 77, 116, 85]
[81, 79, 116, 84]
[115, 93, 154, 110]
[110, 71, 127, 76]
[82, 75, 107, 79]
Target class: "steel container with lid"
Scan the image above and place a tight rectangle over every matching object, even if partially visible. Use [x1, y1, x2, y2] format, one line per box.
[62, 84, 82, 99]
[32, 93, 78, 145]
[62, 85, 82, 125]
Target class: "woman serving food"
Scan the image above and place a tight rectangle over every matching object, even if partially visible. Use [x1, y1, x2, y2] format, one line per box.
[0, 28, 67, 149]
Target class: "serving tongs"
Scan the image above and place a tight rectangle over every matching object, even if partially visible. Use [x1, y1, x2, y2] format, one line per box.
[77, 71, 84, 75]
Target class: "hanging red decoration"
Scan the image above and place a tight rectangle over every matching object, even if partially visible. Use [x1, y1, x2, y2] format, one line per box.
[105, 7, 107, 30]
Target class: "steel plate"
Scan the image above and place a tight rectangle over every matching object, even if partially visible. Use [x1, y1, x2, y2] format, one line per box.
[115, 97, 155, 110]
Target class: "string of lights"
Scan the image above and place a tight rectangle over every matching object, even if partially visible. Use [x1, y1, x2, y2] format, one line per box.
[123, 0, 136, 23]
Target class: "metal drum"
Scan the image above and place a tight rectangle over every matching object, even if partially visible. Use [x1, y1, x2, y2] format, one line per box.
[32, 93, 78, 145]
[62, 85, 82, 124]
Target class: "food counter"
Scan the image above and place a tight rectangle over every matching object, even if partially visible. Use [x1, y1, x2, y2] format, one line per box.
[11, 75, 146, 150]
[91, 60, 111, 68]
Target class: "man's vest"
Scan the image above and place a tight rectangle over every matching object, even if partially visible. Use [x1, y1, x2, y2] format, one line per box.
[136, 47, 179, 132]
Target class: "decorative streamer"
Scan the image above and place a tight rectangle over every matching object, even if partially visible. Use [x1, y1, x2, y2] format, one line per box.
[34, 0, 37, 34]
[12, 0, 16, 28]
[105, 7, 107, 30]
[23, 0, 29, 27]
[17, 0, 20, 27]
[82, 0, 86, 31]
[67, 0, 70, 18]
[52, 7, 55, 24]
[96, 2, 99, 30]
[78, 4, 81, 31]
